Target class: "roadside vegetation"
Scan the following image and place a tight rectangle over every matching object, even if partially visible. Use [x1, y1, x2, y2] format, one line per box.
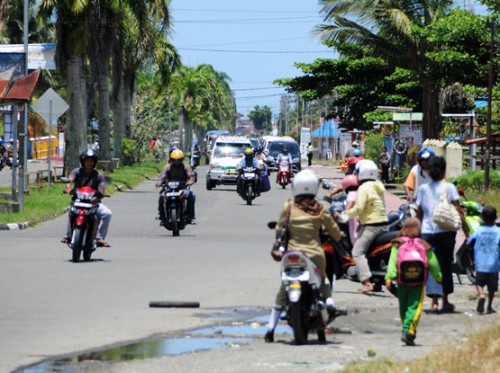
[340, 323, 500, 373]
[0, 162, 162, 225]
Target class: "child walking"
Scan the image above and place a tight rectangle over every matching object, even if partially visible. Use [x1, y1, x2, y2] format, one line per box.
[385, 218, 442, 346]
[466, 206, 500, 314]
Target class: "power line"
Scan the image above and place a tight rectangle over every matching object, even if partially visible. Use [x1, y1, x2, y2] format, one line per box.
[236, 93, 284, 101]
[178, 47, 333, 54]
[180, 36, 310, 48]
[232, 87, 282, 91]
[173, 8, 319, 14]
[175, 16, 321, 24]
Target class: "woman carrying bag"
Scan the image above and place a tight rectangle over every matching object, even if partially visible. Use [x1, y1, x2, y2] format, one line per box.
[416, 156, 469, 313]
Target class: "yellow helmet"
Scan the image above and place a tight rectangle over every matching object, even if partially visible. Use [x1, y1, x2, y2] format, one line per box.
[244, 148, 254, 155]
[170, 149, 184, 163]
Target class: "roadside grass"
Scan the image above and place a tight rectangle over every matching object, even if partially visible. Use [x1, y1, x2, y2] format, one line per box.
[467, 189, 500, 211]
[339, 323, 500, 373]
[0, 162, 162, 225]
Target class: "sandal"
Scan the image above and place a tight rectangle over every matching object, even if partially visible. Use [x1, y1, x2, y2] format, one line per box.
[188, 220, 197, 225]
[441, 303, 455, 313]
[96, 239, 111, 247]
[61, 237, 70, 244]
[429, 304, 439, 313]
[355, 284, 374, 294]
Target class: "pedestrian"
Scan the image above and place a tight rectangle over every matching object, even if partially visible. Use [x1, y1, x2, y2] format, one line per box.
[385, 218, 442, 346]
[404, 147, 434, 201]
[307, 142, 313, 166]
[150, 137, 157, 150]
[379, 146, 391, 184]
[416, 156, 468, 313]
[466, 206, 500, 314]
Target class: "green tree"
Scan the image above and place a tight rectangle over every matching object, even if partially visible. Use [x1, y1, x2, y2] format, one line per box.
[316, 0, 454, 139]
[248, 105, 272, 131]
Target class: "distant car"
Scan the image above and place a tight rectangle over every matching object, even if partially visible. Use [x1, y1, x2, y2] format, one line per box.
[204, 130, 231, 164]
[206, 136, 252, 190]
[265, 140, 302, 172]
[249, 138, 259, 149]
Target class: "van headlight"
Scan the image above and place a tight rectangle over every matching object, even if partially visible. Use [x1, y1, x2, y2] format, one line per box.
[211, 164, 222, 169]
[293, 158, 299, 164]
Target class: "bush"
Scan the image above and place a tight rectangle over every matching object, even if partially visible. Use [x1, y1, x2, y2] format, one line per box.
[455, 169, 500, 191]
[363, 131, 384, 161]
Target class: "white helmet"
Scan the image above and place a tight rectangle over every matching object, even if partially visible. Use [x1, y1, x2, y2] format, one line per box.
[356, 160, 379, 182]
[292, 169, 320, 197]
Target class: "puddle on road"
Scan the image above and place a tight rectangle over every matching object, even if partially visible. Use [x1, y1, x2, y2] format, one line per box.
[22, 336, 250, 372]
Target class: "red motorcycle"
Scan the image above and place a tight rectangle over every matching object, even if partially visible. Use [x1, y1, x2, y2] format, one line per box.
[277, 161, 291, 189]
[62, 177, 106, 262]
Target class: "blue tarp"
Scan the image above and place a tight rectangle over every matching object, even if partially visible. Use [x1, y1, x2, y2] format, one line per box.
[311, 119, 341, 137]
[474, 100, 488, 108]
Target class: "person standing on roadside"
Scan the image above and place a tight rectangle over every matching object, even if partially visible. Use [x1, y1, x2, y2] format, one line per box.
[416, 156, 468, 313]
[307, 142, 313, 166]
[379, 146, 391, 184]
[466, 206, 500, 314]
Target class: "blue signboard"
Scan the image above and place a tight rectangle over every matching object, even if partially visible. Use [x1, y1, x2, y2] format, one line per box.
[0, 53, 25, 79]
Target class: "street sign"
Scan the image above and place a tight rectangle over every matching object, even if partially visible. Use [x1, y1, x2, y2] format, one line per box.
[32, 88, 69, 124]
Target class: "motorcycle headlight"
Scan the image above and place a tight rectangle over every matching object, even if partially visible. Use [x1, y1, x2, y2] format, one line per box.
[293, 158, 299, 164]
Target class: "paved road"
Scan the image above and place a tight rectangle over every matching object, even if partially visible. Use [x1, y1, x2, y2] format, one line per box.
[1, 163, 496, 373]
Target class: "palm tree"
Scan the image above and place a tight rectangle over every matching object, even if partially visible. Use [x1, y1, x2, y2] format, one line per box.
[316, 0, 454, 139]
[38, 0, 94, 171]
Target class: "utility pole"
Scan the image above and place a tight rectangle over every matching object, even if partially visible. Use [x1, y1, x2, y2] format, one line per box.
[485, 17, 495, 191]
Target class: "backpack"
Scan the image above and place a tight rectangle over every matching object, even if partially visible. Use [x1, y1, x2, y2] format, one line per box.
[397, 237, 428, 286]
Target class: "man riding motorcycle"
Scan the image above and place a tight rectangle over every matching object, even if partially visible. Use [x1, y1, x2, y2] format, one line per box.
[265, 169, 342, 342]
[236, 148, 262, 195]
[61, 149, 112, 247]
[156, 149, 196, 225]
[275, 147, 293, 183]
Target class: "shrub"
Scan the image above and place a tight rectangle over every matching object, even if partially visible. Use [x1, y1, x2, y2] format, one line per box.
[455, 169, 500, 191]
[363, 131, 384, 161]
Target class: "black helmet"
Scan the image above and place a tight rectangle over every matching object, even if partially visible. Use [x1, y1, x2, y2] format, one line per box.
[80, 148, 98, 168]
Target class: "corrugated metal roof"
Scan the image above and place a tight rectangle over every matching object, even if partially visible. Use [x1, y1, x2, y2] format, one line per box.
[2, 69, 40, 101]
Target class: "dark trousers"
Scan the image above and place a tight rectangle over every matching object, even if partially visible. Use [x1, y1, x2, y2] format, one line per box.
[381, 165, 389, 183]
[307, 153, 312, 166]
[422, 231, 457, 296]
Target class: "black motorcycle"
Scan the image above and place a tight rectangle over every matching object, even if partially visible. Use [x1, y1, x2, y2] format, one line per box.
[160, 181, 188, 236]
[238, 167, 259, 205]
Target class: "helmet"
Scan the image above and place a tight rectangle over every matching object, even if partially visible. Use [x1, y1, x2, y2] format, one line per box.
[353, 149, 361, 157]
[356, 160, 379, 182]
[282, 147, 289, 153]
[292, 169, 319, 197]
[352, 141, 359, 147]
[170, 149, 184, 163]
[79, 148, 98, 168]
[342, 175, 359, 192]
[417, 147, 435, 162]
[244, 148, 254, 156]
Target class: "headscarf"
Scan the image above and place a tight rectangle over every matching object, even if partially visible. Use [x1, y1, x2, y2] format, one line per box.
[294, 195, 324, 216]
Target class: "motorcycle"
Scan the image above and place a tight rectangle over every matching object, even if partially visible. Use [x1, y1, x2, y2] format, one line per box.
[321, 185, 401, 295]
[278, 249, 335, 345]
[61, 177, 107, 263]
[238, 167, 259, 205]
[453, 189, 483, 284]
[160, 181, 189, 236]
[276, 161, 291, 189]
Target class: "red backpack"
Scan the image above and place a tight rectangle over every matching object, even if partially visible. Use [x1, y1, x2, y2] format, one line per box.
[397, 237, 428, 286]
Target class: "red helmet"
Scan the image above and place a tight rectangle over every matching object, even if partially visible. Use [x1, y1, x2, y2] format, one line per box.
[342, 175, 359, 192]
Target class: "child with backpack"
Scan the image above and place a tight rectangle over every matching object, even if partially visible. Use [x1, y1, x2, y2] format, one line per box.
[466, 206, 500, 314]
[385, 218, 442, 346]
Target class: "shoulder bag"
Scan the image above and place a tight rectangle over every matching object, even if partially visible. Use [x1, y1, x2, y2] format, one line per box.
[432, 183, 461, 231]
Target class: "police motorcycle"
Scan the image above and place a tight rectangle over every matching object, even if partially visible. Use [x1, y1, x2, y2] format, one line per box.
[61, 177, 108, 263]
[160, 181, 189, 236]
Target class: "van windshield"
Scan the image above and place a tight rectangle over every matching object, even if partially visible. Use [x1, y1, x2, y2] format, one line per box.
[269, 142, 299, 153]
[213, 143, 248, 158]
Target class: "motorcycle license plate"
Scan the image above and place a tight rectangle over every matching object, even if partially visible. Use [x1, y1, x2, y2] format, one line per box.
[244, 173, 255, 178]
[281, 167, 289, 172]
[166, 192, 182, 197]
[73, 201, 92, 208]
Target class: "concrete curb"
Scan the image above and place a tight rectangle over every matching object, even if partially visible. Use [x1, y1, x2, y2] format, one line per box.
[0, 207, 70, 231]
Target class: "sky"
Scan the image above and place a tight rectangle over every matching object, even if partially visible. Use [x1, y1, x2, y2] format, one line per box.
[169, 0, 490, 117]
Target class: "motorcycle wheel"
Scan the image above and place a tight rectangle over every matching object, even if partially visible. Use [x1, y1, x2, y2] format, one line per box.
[246, 184, 253, 205]
[71, 227, 83, 263]
[465, 254, 476, 284]
[281, 175, 286, 189]
[171, 206, 180, 236]
[290, 302, 308, 345]
[317, 329, 326, 343]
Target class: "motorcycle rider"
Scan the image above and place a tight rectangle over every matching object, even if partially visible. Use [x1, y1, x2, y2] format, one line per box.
[275, 147, 293, 183]
[156, 149, 196, 225]
[347, 149, 364, 174]
[265, 169, 342, 342]
[404, 147, 435, 201]
[61, 149, 112, 247]
[236, 148, 262, 195]
[344, 160, 388, 293]
[0, 139, 7, 170]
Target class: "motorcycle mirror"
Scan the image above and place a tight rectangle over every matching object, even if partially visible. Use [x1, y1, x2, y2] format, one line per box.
[337, 214, 349, 224]
[268, 221, 277, 229]
[60, 176, 70, 184]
